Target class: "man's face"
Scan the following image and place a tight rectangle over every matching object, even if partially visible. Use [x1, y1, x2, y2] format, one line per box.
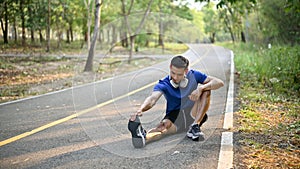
[170, 65, 188, 84]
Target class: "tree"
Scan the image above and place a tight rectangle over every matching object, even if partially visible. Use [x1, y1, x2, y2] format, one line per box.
[62, 0, 78, 43]
[51, 1, 68, 49]
[34, 0, 48, 43]
[20, 0, 26, 45]
[195, 0, 256, 9]
[84, 0, 94, 50]
[216, 0, 256, 43]
[218, 3, 236, 43]
[120, 0, 154, 63]
[259, 0, 300, 45]
[84, 0, 102, 72]
[0, 0, 9, 44]
[157, 1, 193, 48]
[46, 0, 51, 52]
[202, 3, 219, 43]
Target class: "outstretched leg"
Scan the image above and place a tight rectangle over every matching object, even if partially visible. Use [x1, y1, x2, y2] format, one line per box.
[146, 119, 177, 143]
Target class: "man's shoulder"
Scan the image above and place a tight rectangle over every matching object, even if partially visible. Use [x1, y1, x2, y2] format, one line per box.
[188, 69, 201, 76]
[188, 69, 201, 73]
[158, 76, 170, 83]
[154, 76, 169, 91]
[188, 69, 207, 83]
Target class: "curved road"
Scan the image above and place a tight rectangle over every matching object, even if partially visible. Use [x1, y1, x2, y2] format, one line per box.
[0, 44, 232, 169]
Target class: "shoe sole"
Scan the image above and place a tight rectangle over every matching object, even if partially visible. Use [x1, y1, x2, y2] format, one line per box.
[131, 126, 146, 148]
[128, 117, 146, 148]
[187, 133, 205, 141]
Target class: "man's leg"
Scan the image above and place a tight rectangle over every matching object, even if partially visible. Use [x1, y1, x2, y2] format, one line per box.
[187, 90, 211, 140]
[146, 119, 177, 143]
[191, 90, 211, 124]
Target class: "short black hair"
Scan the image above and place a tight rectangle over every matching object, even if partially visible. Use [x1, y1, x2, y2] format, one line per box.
[171, 55, 189, 69]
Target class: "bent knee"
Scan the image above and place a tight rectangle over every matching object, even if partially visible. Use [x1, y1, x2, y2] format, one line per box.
[161, 119, 173, 129]
[152, 120, 171, 132]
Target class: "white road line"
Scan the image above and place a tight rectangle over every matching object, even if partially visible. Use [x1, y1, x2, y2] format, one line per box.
[218, 132, 233, 169]
[217, 50, 234, 169]
[223, 50, 234, 130]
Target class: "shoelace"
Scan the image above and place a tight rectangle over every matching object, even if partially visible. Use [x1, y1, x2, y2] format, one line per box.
[192, 124, 200, 132]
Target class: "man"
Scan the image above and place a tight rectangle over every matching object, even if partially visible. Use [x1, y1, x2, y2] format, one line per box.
[128, 55, 224, 148]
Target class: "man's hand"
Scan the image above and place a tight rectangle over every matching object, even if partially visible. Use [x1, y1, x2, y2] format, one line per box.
[189, 87, 202, 101]
[129, 109, 142, 121]
[189, 76, 224, 102]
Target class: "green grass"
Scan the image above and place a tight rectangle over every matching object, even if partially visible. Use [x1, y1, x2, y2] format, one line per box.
[219, 42, 300, 99]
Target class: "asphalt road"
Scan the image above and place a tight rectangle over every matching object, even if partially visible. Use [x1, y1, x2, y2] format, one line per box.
[0, 44, 232, 169]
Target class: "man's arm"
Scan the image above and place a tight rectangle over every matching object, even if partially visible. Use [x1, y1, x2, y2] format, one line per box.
[130, 91, 163, 120]
[200, 76, 224, 91]
[189, 76, 224, 101]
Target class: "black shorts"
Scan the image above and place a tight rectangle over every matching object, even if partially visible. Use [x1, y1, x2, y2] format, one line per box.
[163, 108, 208, 132]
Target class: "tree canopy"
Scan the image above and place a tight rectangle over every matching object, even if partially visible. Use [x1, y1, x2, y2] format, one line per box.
[1, 0, 298, 66]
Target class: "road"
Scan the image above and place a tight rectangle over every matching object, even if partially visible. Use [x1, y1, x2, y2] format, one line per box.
[0, 44, 232, 169]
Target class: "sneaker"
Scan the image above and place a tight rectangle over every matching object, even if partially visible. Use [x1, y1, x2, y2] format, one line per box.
[187, 124, 205, 141]
[128, 116, 146, 148]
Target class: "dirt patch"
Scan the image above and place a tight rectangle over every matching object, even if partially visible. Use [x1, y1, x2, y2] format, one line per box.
[0, 56, 166, 103]
[233, 74, 300, 169]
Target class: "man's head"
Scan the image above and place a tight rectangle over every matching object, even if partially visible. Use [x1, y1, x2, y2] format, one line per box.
[170, 55, 189, 84]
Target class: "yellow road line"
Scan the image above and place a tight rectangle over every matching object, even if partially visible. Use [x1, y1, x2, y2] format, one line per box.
[0, 82, 156, 147]
[0, 46, 209, 147]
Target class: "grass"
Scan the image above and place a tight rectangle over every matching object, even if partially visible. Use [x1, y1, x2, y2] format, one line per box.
[218, 42, 300, 168]
[224, 43, 300, 98]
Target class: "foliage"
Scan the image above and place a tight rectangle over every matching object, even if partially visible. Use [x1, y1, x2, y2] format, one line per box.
[2, 0, 296, 49]
[259, 0, 300, 45]
[201, 3, 219, 43]
[194, 0, 256, 9]
[244, 0, 300, 45]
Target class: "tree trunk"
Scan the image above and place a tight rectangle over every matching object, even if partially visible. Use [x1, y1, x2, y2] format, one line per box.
[158, 5, 164, 52]
[66, 29, 70, 43]
[121, 31, 128, 47]
[229, 28, 235, 43]
[158, 22, 164, 46]
[31, 28, 35, 42]
[112, 25, 117, 45]
[107, 29, 110, 43]
[28, 1, 34, 43]
[210, 32, 216, 43]
[99, 30, 103, 43]
[39, 29, 43, 43]
[57, 30, 62, 49]
[0, 1, 8, 44]
[20, 0, 26, 46]
[84, 0, 102, 72]
[224, 13, 235, 43]
[84, 0, 92, 50]
[13, 20, 17, 42]
[120, 0, 131, 49]
[241, 31, 246, 43]
[70, 24, 74, 42]
[128, 35, 135, 63]
[46, 0, 51, 52]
